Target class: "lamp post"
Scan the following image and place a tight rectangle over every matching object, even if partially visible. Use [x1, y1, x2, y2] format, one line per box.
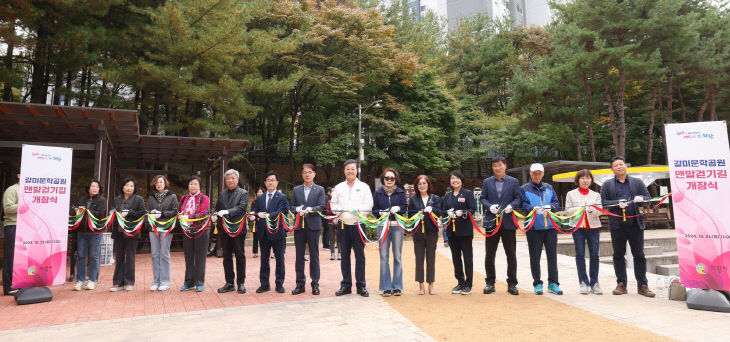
[357, 100, 382, 180]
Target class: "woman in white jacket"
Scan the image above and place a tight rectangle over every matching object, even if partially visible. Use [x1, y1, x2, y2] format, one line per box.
[565, 169, 603, 295]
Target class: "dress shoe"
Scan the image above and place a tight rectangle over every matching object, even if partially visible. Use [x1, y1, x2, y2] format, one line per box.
[638, 285, 656, 298]
[237, 284, 246, 294]
[336, 287, 351, 296]
[507, 285, 519, 295]
[256, 285, 271, 293]
[218, 283, 235, 293]
[312, 284, 320, 295]
[612, 282, 628, 295]
[483, 284, 495, 294]
[292, 285, 305, 295]
[460, 286, 472, 295]
[356, 287, 369, 297]
[275, 284, 285, 293]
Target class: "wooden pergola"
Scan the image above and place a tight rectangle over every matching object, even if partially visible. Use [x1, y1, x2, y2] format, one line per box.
[0, 102, 249, 204]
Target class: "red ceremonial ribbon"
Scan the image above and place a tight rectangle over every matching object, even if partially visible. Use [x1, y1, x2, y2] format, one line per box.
[181, 219, 209, 239]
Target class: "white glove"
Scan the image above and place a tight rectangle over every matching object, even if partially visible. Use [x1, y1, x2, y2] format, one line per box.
[211, 215, 218, 223]
[296, 205, 304, 213]
[633, 195, 644, 203]
[121, 209, 129, 218]
[447, 208, 455, 218]
[489, 204, 499, 214]
[180, 214, 189, 220]
[390, 206, 400, 214]
[151, 211, 161, 219]
[542, 204, 552, 211]
[424, 206, 433, 213]
[455, 210, 464, 217]
[534, 206, 544, 215]
[586, 206, 594, 214]
[304, 207, 312, 214]
[110, 209, 116, 214]
[217, 210, 229, 217]
[247, 214, 256, 221]
[258, 212, 268, 219]
[504, 205, 513, 214]
[618, 200, 628, 209]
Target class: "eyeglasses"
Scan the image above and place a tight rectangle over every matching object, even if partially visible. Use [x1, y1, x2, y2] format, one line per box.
[302, 171, 314, 175]
[383, 177, 396, 182]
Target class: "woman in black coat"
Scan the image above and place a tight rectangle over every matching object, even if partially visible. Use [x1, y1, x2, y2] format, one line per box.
[110, 177, 146, 292]
[441, 171, 476, 295]
[72, 179, 107, 291]
[407, 175, 442, 295]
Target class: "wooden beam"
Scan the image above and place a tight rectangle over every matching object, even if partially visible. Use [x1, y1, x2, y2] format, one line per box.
[0, 140, 96, 150]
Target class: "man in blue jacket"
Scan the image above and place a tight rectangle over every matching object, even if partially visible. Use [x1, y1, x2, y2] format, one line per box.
[253, 171, 290, 294]
[600, 156, 655, 298]
[521, 163, 562, 295]
[480, 156, 521, 295]
[290, 164, 327, 296]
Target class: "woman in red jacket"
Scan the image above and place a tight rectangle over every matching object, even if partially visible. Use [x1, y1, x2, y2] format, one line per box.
[179, 176, 210, 292]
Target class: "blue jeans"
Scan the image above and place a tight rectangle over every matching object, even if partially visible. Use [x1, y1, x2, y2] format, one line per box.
[572, 228, 600, 286]
[442, 228, 448, 244]
[378, 223, 404, 291]
[149, 232, 173, 286]
[76, 233, 102, 282]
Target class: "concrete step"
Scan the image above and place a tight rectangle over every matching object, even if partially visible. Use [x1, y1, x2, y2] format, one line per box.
[655, 264, 680, 276]
[643, 237, 677, 252]
[599, 252, 678, 274]
[558, 241, 664, 257]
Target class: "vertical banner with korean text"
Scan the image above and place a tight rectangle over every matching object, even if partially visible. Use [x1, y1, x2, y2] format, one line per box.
[666, 121, 730, 290]
[13, 145, 73, 288]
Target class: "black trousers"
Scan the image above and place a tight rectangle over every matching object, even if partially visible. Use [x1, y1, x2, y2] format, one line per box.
[260, 235, 286, 286]
[339, 224, 366, 289]
[610, 227, 648, 288]
[183, 230, 209, 287]
[327, 223, 339, 254]
[252, 232, 259, 254]
[485, 229, 518, 286]
[321, 219, 330, 249]
[112, 237, 138, 286]
[295, 228, 320, 286]
[526, 229, 558, 286]
[414, 231, 438, 283]
[448, 235, 473, 287]
[2, 225, 16, 294]
[222, 232, 246, 285]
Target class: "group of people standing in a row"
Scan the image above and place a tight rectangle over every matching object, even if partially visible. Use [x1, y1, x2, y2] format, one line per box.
[2, 155, 656, 299]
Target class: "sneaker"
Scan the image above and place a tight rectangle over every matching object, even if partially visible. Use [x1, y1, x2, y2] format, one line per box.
[548, 283, 563, 295]
[337, 253, 342, 260]
[158, 285, 170, 291]
[180, 284, 192, 291]
[73, 281, 84, 291]
[196, 286, 204, 292]
[579, 282, 589, 295]
[270, 254, 275, 259]
[305, 255, 310, 261]
[534, 284, 543, 295]
[330, 253, 335, 260]
[451, 284, 464, 294]
[85, 281, 96, 290]
[124, 285, 134, 291]
[591, 283, 603, 295]
[382, 290, 391, 297]
[149, 284, 159, 291]
[444, 242, 449, 248]
[460, 286, 472, 295]
[109, 285, 122, 292]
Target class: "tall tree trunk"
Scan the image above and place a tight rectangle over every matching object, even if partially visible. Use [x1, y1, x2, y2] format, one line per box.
[64, 72, 73, 106]
[152, 92, 160, 135]
[84, 67, 92, 107]
[647, 83, 658, 165]
[30, 26, 49, 103]
[52, 69, 62, 105]
[658, 82, 667, 154]
[710, 84, 716, 121]
[666, 73, 673, 124]
[2, 21, 14, 101]
[617, 68, 627, 157]
[574, 127, 582, 161]
[697, 85, 710, 121]
[678, 84, 686, 122]
[79, 68, 88, 106]
[581, 74, 596, 161]
[605, 86, 619, 156]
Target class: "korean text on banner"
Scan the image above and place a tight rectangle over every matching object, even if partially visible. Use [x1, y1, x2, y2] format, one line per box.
[13, 145, 73, 288]
[665, 121, 730, 291]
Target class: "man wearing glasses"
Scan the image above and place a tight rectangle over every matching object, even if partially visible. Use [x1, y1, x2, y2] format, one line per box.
[290, 164, 327, 295]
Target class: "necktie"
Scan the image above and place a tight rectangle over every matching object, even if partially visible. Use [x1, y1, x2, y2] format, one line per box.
[266, 193, 272, 210]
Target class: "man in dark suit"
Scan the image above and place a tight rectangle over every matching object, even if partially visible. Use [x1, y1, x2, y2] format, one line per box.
[479, 156, 522, 296]
[214, 169, 249, 294]
[253, 171, 290, 294]
[600, 156, 655, 298]
[290, 163, 327, 295]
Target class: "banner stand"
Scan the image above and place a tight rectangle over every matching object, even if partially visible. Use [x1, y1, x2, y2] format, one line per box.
[686, 289, 730, 313]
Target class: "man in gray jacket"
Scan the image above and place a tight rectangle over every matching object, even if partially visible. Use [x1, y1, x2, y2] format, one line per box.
[290, 163, 327, 295]
[215, 169, 249, 294]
